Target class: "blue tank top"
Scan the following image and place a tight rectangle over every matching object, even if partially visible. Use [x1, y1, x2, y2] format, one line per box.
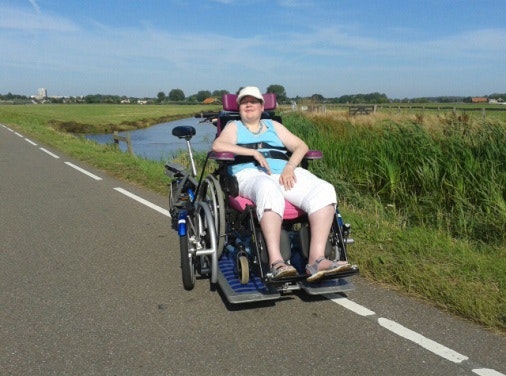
[229, 119, 288, 175]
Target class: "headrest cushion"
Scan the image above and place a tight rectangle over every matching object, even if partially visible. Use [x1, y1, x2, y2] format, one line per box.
[222, 93, 276, 112]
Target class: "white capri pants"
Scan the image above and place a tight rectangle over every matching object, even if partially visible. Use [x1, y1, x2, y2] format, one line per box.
[235, 167, 337, 221]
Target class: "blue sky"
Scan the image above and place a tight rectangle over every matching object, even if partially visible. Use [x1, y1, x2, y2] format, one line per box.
[0, 0, 505, 99]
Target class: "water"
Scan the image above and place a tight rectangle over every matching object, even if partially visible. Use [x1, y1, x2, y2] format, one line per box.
[84, 117, 216, 161]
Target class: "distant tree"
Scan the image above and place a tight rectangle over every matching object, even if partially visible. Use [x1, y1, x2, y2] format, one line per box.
[186, 94, 198, 103]
[168, 89, 185, 101]
[266, 84, 287, 103]
[337, 92, 389, 104]
[310, 94, 324, 102]
[84, 94, 101, 103]
[157, 91, 166, 103]
[212, 89, 229, 99]
[196, 90, 212, 102]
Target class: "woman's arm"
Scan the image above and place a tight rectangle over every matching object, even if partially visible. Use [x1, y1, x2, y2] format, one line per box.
[272, 120, 310, 190]
[272, 120, 309, 167]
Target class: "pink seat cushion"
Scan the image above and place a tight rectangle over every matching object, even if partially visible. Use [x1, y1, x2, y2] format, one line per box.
[228, 196, 305, 220]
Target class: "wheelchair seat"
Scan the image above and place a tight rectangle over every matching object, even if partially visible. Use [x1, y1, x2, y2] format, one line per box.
[228, 196, 305, 220]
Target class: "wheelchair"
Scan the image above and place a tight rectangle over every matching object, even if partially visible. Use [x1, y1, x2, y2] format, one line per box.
[165, 92, 358, 304]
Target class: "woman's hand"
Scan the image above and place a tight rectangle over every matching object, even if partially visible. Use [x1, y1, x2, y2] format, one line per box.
[279, 163, 297, 190]
[253, 150, 271, 175]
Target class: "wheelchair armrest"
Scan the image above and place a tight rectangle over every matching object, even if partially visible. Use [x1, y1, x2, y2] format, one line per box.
[304, 150, 322, 160]
[209, 151, 235, 161]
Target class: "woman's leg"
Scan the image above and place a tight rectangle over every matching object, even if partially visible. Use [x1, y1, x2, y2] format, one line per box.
[236, 170, 286, 265]
[307, 204, 335, 265]
[282, 168, 348, 270]
[259, 210, 284, 265]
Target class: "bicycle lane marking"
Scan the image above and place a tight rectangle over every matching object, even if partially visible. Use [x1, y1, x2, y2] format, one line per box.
[39, 147, 60, 159]
[64, 161, 103, 181]
[113, 187, 171, 217]
[25, 138, 38, 146]
[327, 293, 504, 376]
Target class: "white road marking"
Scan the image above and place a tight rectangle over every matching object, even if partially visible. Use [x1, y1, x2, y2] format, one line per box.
[473, 368, 506, 376]
[378, 317, 469, 363]
[14, 132, 23, 137]
[25, 138, 38, 146]
[39, 148, 60, 159]
[327, 294, 376, 316]
[64, 162, 103, 180]
[114, 187, 170, 217]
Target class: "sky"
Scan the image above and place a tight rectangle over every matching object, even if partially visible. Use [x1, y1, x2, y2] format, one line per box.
[0, 0, 505, 99]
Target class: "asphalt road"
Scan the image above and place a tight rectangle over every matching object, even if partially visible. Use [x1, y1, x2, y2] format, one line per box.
[1, 123, 504, 376]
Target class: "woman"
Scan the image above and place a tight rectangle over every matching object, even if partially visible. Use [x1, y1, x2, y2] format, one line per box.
[212, 86, 351, 282]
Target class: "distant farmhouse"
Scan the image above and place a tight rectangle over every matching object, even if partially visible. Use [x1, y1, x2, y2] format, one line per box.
[471, 97, 488, 103]
[203, 97, 219, 104]
[471, 97, 505, 104]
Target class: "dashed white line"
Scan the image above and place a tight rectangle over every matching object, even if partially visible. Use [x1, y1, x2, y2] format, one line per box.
[25, 138, 37, 146]
[14, 131, 23, 137]
[64, 162, 103, 180]
[378, 317, 469, 363]
[327, 294, 376, 316]
[328, 297, 504, 375]
[114, 187, 170, 217]
[39, 148, 60, 159]
[473, 368, 506, 376]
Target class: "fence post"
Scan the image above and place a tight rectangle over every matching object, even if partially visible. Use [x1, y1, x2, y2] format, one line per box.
[113, 131, 135, 156]
[126, 133, 134, 155]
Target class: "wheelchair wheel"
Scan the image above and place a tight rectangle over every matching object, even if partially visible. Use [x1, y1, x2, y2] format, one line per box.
[179, 233, 196, 291]
[198, 174, 226, 258]
[237, 252, 250, 285]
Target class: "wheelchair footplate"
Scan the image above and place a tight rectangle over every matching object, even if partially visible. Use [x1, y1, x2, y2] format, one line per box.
[266, 265, 359, 296]
[300, 266, 359, 295]
[218, 251, 359, 303]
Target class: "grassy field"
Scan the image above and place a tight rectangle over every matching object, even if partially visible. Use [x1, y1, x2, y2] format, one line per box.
[0, 103, 221, 133]
[319, 103, 506, 123]
[1, 103, 504, 332]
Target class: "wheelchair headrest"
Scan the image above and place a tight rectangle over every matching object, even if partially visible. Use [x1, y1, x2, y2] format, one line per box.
[222, 93, 277, 112]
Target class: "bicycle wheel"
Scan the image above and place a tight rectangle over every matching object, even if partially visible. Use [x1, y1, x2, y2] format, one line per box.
[179, 230, 196, 290]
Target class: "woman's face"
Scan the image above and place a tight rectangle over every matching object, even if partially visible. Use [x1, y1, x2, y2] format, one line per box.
[239, 95, 264, 122]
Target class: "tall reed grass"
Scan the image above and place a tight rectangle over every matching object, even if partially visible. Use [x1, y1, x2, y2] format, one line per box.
[284, 111, 506, 245]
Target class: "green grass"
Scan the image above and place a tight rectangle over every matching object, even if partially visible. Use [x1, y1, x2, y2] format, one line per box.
[1, 103, 504, 332]
[0, 103, 220, 133]
[283, 110, 505, 331]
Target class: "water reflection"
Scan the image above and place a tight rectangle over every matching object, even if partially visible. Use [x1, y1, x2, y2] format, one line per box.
[84, 117, 216, 161]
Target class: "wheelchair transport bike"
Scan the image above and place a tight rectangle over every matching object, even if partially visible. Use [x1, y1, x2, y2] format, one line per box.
[165, 92, 358, 304]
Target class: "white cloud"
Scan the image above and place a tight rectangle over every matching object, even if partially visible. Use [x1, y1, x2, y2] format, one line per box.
[0, 6, 78, 32]
[28, 0, 40, 14]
